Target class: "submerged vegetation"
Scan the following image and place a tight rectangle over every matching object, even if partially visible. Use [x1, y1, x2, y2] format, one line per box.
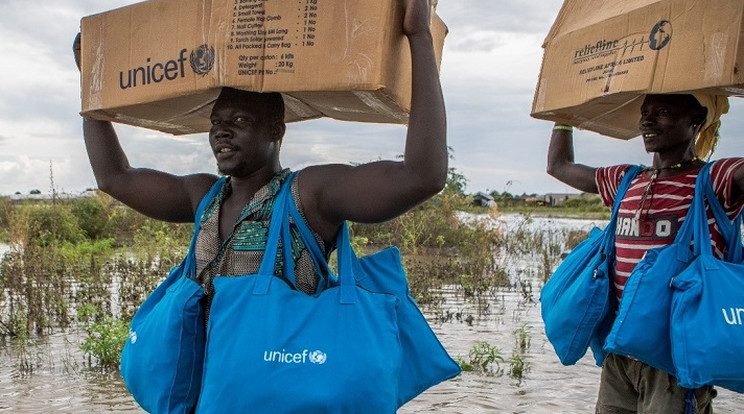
[0, 169, 590, 384]
[0, 192, 191, 371]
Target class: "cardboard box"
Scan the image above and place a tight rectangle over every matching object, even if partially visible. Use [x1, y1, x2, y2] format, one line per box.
[531, 0, 744, 139]
[80, 0, 447, 135]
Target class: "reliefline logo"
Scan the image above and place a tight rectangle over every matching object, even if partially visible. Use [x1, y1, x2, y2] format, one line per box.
[572, 20, 673, 62]
[118, 44, 215, 90]
[263, 349, 327, 365]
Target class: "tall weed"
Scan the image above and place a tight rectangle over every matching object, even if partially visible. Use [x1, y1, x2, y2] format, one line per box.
[352, 190, 502, 306]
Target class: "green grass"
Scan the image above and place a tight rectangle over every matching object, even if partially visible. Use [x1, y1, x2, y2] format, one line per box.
[492, 206, 610, 220]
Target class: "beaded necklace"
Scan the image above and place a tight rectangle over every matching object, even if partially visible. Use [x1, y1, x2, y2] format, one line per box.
[647, 156, 700, 175]
[635, 156, 701, 220]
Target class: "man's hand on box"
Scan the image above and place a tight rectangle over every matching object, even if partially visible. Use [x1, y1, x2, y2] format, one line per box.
[403, 0, 432, 38]
[73, 33, 81, 71]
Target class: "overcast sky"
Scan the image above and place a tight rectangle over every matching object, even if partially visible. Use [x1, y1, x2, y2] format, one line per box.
[1, 0, 743, 197]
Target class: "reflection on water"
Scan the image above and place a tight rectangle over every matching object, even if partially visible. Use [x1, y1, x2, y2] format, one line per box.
[0, 332, 140, 413]
[2, 216, 744, 413]
[0, 243, 9, 261]
[400, 286, 602, 414]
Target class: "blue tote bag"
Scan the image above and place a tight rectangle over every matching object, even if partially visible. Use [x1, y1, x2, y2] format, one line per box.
[604, 163, 740, 375]
[285, 183, 461, 407]
[120, 177, 225, 414]
[195, 178, 403, 413]
[540, 165, 641, 366]
[670, 165, 744, 392]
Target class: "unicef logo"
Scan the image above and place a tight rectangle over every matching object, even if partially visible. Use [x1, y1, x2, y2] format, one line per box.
[128, 330, 138, 344]
[190, 44, 215, 76]
[263, 348, 327, 364]
[649, 20, 672, 51]
[309, 350, 327, 365]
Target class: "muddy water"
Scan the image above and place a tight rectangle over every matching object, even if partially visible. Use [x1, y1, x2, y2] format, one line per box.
[2, 216, 744, 413]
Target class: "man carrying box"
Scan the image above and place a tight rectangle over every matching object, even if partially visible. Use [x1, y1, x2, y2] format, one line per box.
[74, 0, 444, 300]
[73, 0, 446, 409]
[546, 93, 744, 413]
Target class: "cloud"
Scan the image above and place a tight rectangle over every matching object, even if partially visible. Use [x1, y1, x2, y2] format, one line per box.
[437, 0, 562, 35]
[1, 0, 743, 198]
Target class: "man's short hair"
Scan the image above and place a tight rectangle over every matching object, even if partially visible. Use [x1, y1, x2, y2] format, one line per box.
[218, 87, 285, 123]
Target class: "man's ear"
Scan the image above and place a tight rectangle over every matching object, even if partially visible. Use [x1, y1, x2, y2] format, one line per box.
[272, 120, 286, 141]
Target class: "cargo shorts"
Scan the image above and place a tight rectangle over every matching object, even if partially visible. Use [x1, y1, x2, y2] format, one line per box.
[596, 353, 717, 414]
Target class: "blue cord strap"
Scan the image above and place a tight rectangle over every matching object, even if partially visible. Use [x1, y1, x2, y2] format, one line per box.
[684, 388, 696, 414]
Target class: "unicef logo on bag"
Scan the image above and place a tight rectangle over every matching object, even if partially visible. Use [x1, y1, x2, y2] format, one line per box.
[263, 348, 327, 365]
[309, 350, 326, 365]
[128, 330, 138, 344]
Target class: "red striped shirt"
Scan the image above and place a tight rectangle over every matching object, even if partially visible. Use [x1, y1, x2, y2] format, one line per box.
[596, 158, 744, 301]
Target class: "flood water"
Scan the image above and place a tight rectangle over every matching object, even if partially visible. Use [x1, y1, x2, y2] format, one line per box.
[2, 215, 744, 413]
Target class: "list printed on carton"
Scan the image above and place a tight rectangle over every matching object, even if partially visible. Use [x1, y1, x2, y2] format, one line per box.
[230, 0, 321, 76]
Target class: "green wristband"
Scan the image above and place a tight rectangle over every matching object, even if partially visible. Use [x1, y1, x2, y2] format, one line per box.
[553, 125, 573, 132]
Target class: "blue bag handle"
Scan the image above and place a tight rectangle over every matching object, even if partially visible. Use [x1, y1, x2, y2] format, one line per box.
[183, 177, 227, 279]
[336, 222, 359, 304]
[692, 163, 743, 262]
[699, 164, 743, 262]
[648, 163, 728, 265]
[250, 175, 292, 294]
[283, 211, 357, 304]
[599, 165, 643, 258]
[638, 162, 742, 265]
[279, 173, 340, 287]
[275, 172, 333, 294]
[275, 172, 361, 303]
[250, 173, 358, 303]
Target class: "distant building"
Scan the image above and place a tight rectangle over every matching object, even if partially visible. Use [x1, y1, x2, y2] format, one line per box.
[544, 193, 585, 207]
[523, 195, 548, 206]
[472, 192, 496, 208]
[518, 192, 587, 207]
[7, 190, 98, 201]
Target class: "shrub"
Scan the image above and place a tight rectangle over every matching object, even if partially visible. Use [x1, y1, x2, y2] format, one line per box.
[0, 196, 12, 232]
[131, 218, 193, 259]
[71, 195, 110, 240]
[351, 190, 503, 305]
[456, 341, 504, 374]
[0, 244, 75, 335]
[77, 304, 129, 370]
[24, 204, 84, 246]
[561, 195, 605, 212]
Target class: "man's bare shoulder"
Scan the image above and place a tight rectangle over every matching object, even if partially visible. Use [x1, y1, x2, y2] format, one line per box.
[184, 172, 221, 209]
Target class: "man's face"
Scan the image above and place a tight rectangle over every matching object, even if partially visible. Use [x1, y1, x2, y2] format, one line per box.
[209, 90, 278, 177]
[638, 94, 703, 155]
